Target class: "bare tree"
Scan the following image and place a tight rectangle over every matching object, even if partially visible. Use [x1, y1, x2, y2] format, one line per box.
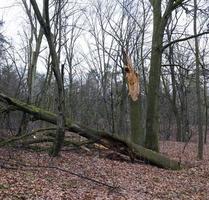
[30, 0, 66, 156]
[145, 0, 185, 152]
[194, 0, 203, 159]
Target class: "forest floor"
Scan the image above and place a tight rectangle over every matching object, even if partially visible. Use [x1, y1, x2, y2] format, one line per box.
[0, 141, 209, 200]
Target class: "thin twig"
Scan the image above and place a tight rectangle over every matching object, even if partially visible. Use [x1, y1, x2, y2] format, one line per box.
[0, 157, 124, 192]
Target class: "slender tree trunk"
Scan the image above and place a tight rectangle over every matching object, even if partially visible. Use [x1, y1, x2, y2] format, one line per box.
[28, 30, 43, 103]
[30, 0, 66, 157]
[203, 74, 208, 144]
[18, 1, 44, 136]
[118, 74, 128, 137]
[169, 46, 182, 141]
[194, 0, 203, 159]
[47, 35, 66, 157]
[180, 87, 189, 142]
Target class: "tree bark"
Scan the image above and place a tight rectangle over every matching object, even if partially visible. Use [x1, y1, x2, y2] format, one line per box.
[118, 74, 128, 137]
[194, 0, 203, 159]
[145, 2, 163, 152]
[130, 97, 144, 145]
[145, 0, 185, 151]
[0, 92, 181, 170]
[30, 0, 66, 157]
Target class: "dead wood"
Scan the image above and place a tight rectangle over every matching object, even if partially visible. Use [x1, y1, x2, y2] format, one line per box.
[0, 92, 181, 170]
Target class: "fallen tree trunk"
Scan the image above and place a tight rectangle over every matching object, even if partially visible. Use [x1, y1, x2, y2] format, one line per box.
[0, 92, 181, 170]
[0, 127, 57, 147]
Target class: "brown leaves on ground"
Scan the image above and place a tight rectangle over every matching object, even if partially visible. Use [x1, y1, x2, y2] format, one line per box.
[0, 141, 209, 200]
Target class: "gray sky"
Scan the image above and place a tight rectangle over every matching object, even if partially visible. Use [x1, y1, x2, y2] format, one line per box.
[0, 0, 24, 43]
[0, 0, 49, 73]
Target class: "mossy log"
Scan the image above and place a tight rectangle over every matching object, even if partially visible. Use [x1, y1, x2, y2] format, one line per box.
[0, 92, 181, 170]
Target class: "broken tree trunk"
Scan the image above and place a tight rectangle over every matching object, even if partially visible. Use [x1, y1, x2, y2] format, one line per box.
[0, 92, 181, 170]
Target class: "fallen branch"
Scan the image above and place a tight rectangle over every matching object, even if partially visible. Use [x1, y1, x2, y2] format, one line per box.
[0, 92, 182, 170]
[0, 157, 122, 191]
[0, 127, 57, 147]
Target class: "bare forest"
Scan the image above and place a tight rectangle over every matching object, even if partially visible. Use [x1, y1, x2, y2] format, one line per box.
[0, 0, 209, 199]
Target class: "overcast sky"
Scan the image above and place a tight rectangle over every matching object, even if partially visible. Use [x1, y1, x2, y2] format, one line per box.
[0, 0, 24, 43]
[0, 0, 49, 73]
[0, 0, 89, 74]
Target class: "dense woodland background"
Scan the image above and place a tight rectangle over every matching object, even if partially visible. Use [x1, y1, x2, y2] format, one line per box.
[0, 0, 208, 151]
[0, 0, 209, 198]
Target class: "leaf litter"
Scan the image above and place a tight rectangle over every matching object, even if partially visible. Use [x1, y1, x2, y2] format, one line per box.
[0, 141, 209, 200]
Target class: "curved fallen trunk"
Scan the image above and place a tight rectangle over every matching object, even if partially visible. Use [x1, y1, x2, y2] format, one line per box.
[0, 92, 181, 170]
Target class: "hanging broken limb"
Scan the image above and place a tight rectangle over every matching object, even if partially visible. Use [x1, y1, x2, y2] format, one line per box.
[0, 92, 181, 170]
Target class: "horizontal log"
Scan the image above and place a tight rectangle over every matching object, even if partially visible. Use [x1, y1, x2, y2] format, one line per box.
[0, 92, 181, 170]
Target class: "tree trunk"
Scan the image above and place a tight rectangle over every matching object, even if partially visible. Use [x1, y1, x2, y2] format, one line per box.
[17, 2, 44, 137]
[30, 0, 66, 157]
[194, 0, 203, 159]
[118, 74, 128, 137]
[145, 2, 163, 152]
[0, 92, 181, 170]
[203, 72, 208, 144]
[145, 0, 186, 150]
[168, 42, 182, 142]
[130, 97, 144, 145]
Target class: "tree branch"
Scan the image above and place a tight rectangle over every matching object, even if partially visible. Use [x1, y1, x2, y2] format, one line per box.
[30, 0, 46, 30]
[0, 157, 122, 191]
[162, 31, 209, 51]
[0, 127, 56, 147]
[172, 0, 185, 11]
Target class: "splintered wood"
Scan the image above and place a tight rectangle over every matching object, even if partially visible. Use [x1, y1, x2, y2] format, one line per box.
[122, 49, 140, 101]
